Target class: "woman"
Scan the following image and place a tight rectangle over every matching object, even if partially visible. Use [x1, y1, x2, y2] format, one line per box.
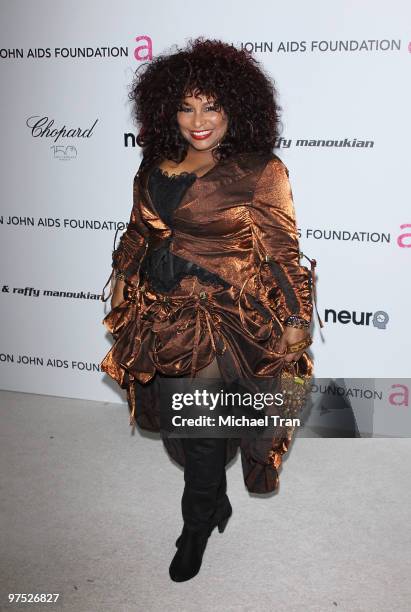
[100, 38, 322, 582]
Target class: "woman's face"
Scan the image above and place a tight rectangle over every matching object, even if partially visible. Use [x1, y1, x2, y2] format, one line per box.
[176, 92, 228, 152]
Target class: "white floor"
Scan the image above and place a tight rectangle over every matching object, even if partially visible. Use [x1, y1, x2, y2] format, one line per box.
[1, 389, 410, 612]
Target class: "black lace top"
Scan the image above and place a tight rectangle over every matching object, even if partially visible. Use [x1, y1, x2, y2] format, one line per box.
[140, 167, 231, 293]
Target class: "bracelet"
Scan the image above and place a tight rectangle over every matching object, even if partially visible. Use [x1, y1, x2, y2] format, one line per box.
[284, 315, 310, 329]
[286, 336, 312, 353]
[114, 269, 126, 281]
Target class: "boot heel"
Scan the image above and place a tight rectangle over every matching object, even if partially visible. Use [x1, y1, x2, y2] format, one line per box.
[175, 511, 230, 546]
[217, 515, 230, 533]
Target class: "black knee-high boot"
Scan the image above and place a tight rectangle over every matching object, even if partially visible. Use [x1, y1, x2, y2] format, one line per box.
[169, 436, 232, 582]
[174, 439, 231, 546]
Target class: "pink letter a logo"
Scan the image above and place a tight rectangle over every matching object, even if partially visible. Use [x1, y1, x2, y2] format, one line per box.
[134, 36, 152, 61]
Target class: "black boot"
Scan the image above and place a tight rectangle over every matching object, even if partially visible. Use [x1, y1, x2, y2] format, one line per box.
[169, 436, 229, 582]
[169, 524, 212, 582]
[175, 470, 232, 547]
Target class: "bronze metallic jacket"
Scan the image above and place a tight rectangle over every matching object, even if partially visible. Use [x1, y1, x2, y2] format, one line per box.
[102, 151, 322, 328]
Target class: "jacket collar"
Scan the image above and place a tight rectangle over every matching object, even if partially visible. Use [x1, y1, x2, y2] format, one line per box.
[137, 151, 271, 231]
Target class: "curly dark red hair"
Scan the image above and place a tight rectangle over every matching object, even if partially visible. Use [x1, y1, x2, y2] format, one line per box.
[128, 37, 283, 169]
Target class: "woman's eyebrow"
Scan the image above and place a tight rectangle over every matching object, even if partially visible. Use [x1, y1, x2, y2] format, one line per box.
[179, 98, 216, 108]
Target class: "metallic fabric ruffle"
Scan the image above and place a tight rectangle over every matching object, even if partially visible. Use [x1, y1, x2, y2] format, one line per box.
[101, 274, 313, 494]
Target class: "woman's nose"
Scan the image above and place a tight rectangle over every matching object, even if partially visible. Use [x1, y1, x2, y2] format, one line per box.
[192, 111, 206, 128]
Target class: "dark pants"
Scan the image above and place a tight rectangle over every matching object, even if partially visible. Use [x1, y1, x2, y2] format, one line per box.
[181, 436, 227, 529]
[181, 356, 229, 530]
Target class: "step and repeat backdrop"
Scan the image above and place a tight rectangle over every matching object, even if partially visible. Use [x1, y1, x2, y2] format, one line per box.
[1, 1, 410, 436]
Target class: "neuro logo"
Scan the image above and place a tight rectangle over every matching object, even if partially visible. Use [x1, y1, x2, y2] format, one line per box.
[372, 311, 389, 329]
[324, 309, 389, 328]
[134, 36, 152, 61]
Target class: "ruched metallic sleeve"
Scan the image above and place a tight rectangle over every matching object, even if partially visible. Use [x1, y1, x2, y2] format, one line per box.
[249, 157, 313, 324]
[101, 174, 148, 302]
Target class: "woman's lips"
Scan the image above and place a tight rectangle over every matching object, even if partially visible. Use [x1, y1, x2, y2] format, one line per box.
[190, 130, 213, 140]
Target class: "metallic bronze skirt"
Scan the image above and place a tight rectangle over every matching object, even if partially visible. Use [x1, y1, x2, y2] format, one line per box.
[100, 273, 313, 494]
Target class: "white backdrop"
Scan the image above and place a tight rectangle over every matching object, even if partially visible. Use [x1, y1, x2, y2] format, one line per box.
[1, 1, 410, 434]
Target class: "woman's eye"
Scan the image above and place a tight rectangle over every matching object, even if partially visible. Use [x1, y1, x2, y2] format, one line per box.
[178, 105, 219, 113]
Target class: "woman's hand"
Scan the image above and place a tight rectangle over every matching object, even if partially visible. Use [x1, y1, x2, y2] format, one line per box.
[275, 326, 310, 363]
